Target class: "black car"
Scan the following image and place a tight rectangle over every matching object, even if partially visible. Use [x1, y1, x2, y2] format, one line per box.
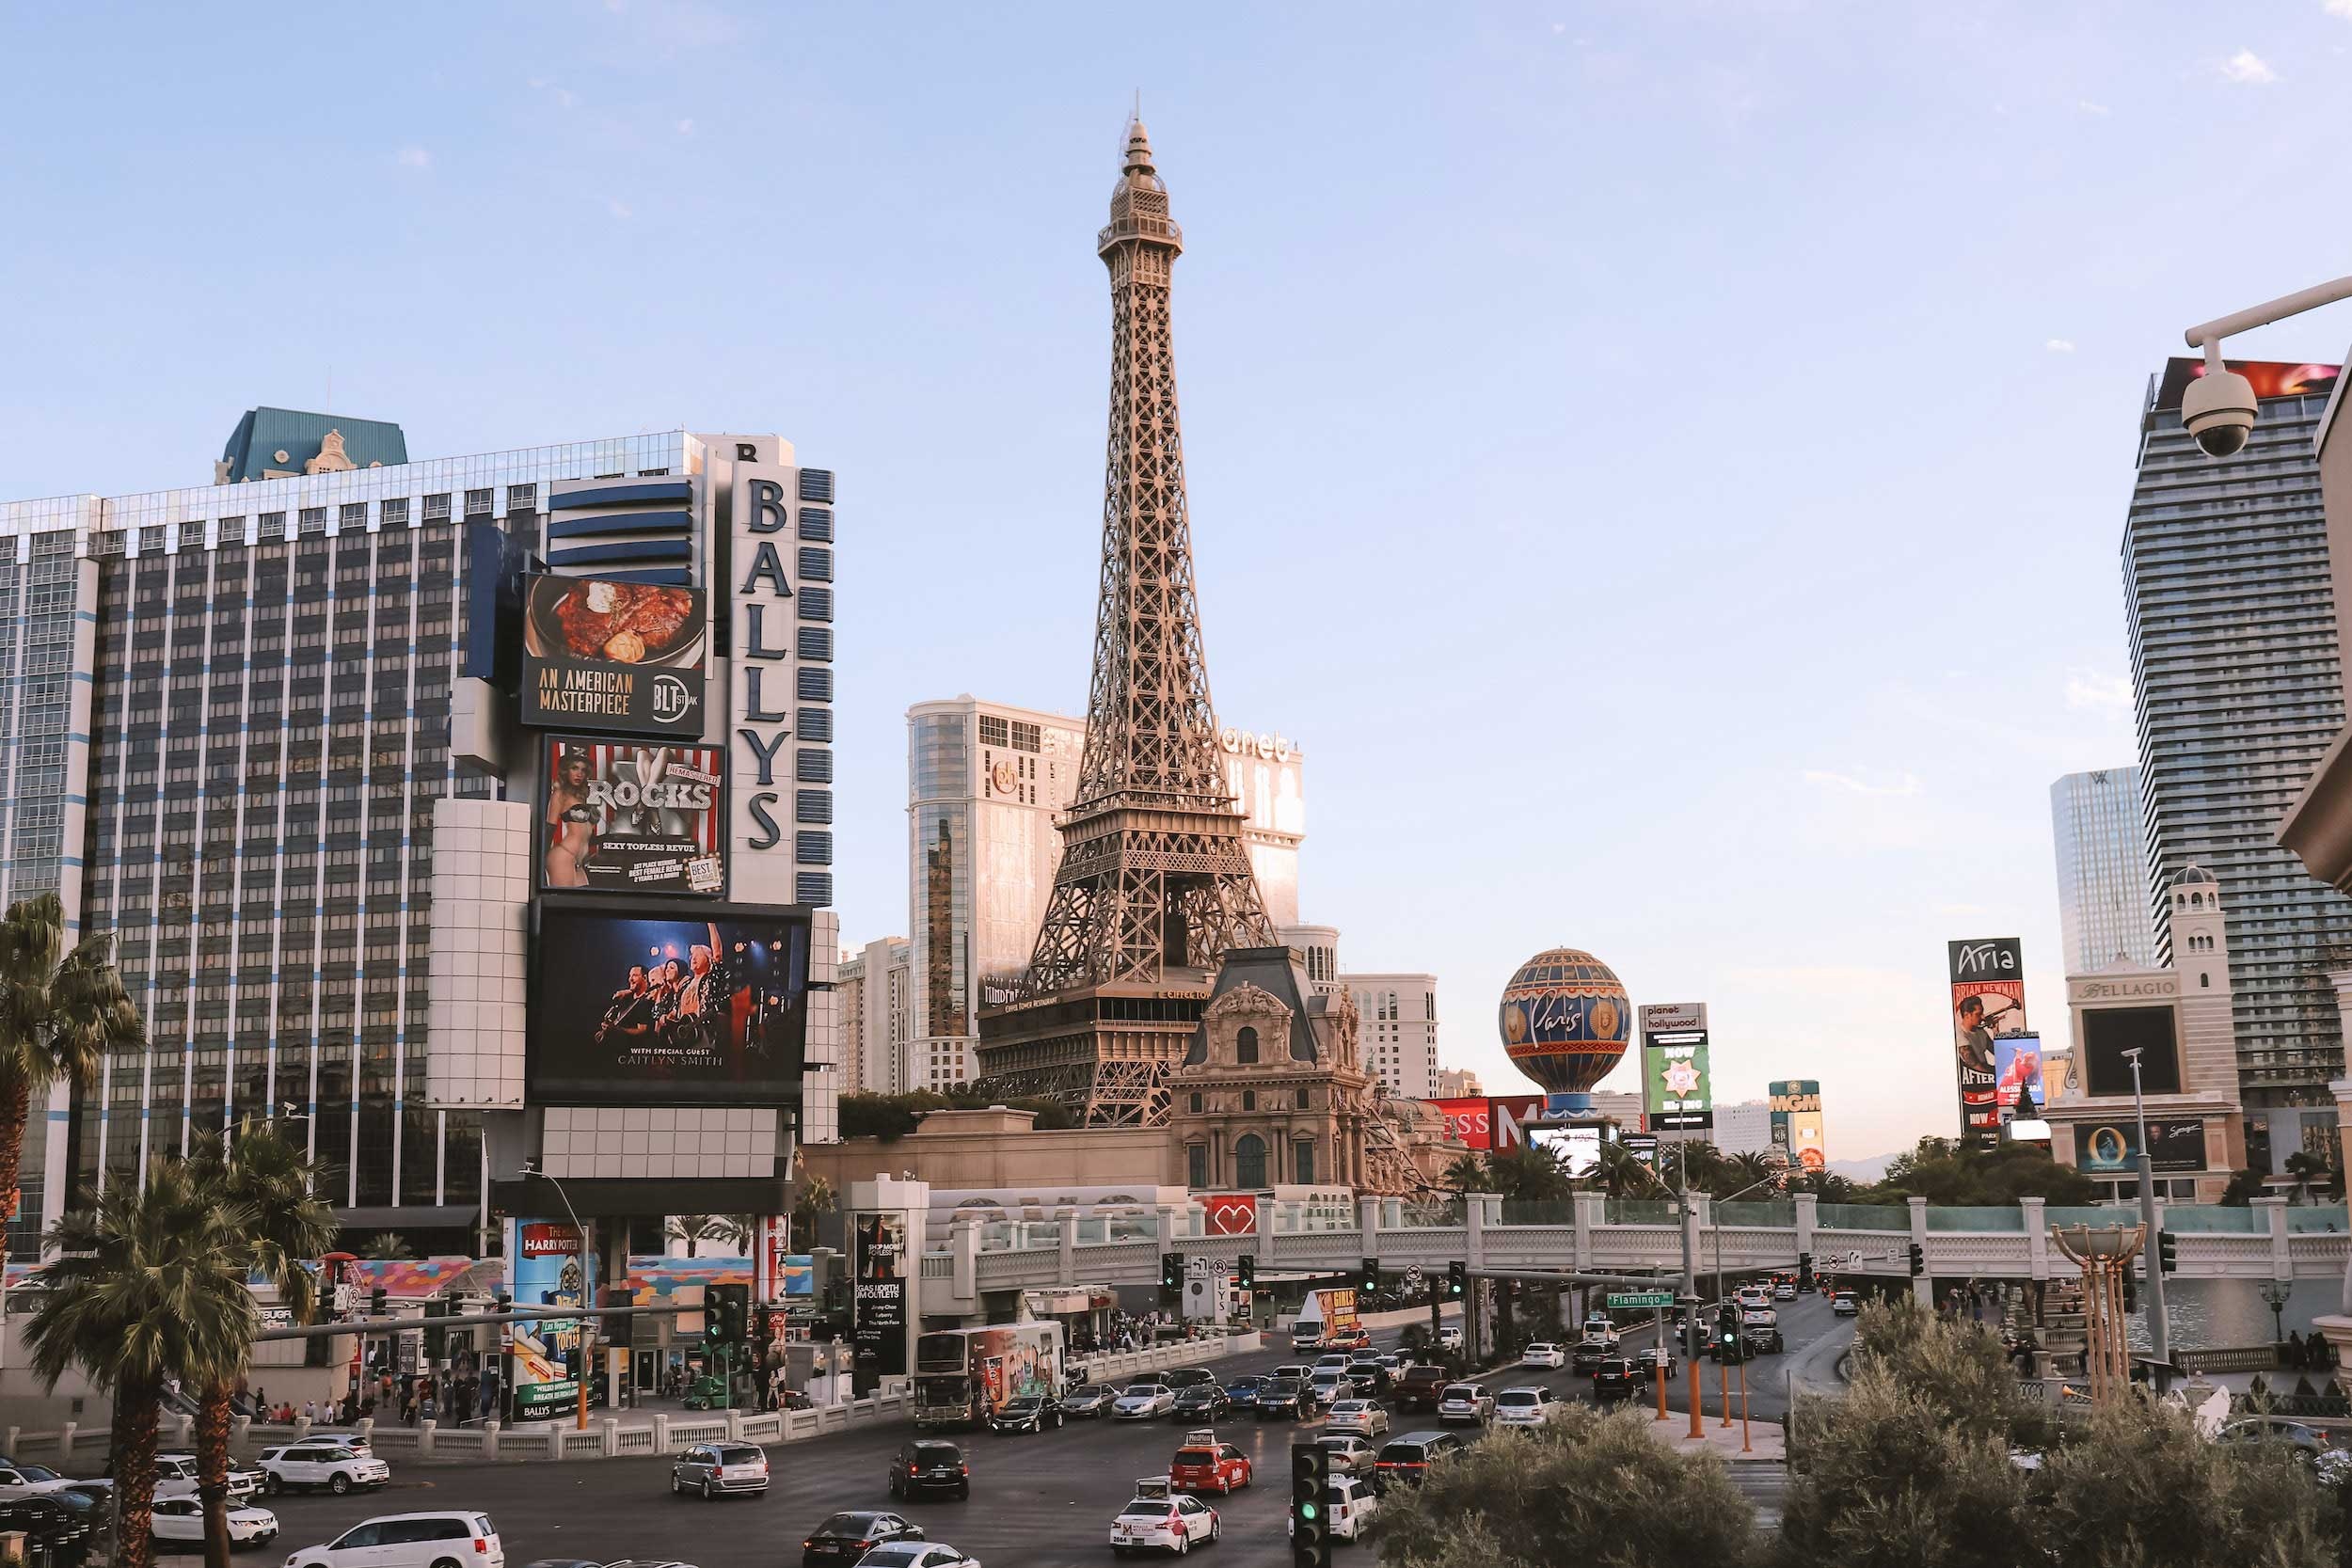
[1168, 1384, 1231, 1423]
[1742, 1323, 1785, 1356]
[1343, 1363, 1390, 1398]
[888, 1440, 970, 1500]
[802, 1510, 925, 1568]
[1590, 1358, 1641, 1405]
[1058, 1384, 1115, 1419]
[988, 1396, 1063, 1434]
[1223, 1376, 1266, 1415]
[1256, 1376, 1317, 1419]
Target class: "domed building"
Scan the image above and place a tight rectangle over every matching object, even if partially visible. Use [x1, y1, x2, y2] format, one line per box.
[1497, 947, 1633, 1107]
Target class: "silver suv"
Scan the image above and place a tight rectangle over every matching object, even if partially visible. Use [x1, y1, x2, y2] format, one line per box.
[1436, 1383, 1494, 1426]
[671, 1441, 769, 1499]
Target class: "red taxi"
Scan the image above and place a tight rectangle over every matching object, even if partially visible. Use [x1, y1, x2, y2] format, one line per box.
[1168, 1430, 1253, 1495]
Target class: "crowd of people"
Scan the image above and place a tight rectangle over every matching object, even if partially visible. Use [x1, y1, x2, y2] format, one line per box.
[246, 1369, 488, 1427]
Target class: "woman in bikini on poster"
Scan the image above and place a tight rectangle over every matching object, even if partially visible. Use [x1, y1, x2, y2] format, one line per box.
[545, 748, 598, 887]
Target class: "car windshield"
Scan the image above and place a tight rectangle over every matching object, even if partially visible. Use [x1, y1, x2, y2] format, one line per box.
[1331, 1401, 1367, 1412]
[1002, 1400, 1039, 1411]
[14, 1466, 56, 1482]
[818, 1513, 880, 1534]
[1497, 1390, 1541, 1406]
[1125, 1385, 1167, 1397]
[861, 1549, 925, 1568]
[1265, 1378, 1299, 1392]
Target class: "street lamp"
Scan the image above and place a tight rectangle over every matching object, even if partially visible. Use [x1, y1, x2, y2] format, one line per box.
[519, 1159, 596, 1432]
[2119, 1047, 2172, 1375]
[2179, 276, 2352, 458]
[2261, 1278, 2293, 1348]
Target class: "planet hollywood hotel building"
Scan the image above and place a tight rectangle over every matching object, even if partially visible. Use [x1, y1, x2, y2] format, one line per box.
[2, 409, 837, 1259]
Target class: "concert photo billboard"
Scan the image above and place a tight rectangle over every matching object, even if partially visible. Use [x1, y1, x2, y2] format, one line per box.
[539, 736, 725, 896]
[529, 896, 811, 1106]
[520, 575, 708, 737]
[1948, 938, 2027, 1142]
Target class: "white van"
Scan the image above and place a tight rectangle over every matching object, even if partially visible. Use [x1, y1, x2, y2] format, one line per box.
[284, 1512, 502, 1568]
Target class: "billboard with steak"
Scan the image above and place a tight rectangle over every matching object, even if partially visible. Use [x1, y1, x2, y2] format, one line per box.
[521, 575, 707, 737]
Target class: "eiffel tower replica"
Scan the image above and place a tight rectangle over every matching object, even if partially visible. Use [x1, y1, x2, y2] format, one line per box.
[975, 119, 1277, 1126]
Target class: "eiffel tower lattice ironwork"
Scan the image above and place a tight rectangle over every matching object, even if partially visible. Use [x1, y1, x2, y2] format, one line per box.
[975, 119, 1276, 1125]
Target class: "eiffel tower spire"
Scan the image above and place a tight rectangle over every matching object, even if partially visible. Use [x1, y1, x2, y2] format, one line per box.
[975, 119, 1276, 1125]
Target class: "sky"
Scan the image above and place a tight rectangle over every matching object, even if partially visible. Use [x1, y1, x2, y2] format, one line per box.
[7, 2, 2352, 1163]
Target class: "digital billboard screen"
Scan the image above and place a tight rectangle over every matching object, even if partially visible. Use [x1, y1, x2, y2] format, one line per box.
[1948, 938, 2027, 1142]
[2073, 1116, 2208, 1176]
[529, 896, 810, 1106]
[2081, 1006, 2182, 1098]
[1643, 1039, 1710, 1132]
[520, 575, 708, 737]
[540, 736, 725, 896]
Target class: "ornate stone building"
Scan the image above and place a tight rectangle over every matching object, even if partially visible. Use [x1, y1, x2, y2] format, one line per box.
[1166, 948, 1380, 1191]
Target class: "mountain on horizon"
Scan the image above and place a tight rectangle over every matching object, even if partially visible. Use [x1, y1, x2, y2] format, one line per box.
[1826, 1152, 1897, 1184]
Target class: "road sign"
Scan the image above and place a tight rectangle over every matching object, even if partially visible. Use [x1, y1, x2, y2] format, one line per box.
[1608, 1291, 1676, 1309]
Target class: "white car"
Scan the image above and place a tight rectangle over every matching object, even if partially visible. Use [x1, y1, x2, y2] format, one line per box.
[1520, 1342, 1566, 1370]
[1109, 1493, 1219, 1555]
[1313, 1354, 1353, 1373]
[1113, 1385, 1176, 1420]
[1437, 1383, 1493, 1426]
[282, 1511, 502, 1568]
[1325, 1401, 1391, 1439]
[1493, 1386, 1564, 1428]
[156, 1451, 262, 1502]
[1736, 1287, 1772, 1310]
[1437, 1325, 1463, 1351]
[151, 1495, 278, 1548]
[1773, 1282, 1797, 1301]
[0, 1465, 73, 1502]
[856, 1544, 979, 1568]
[1315, 1434, 1380, 1477]
[1287, 1476, 1378, 1543]
[259, 1442, 391, 1496]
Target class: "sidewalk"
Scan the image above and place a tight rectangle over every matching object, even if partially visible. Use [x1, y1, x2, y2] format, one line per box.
[1638, 1408, 1785, 1463]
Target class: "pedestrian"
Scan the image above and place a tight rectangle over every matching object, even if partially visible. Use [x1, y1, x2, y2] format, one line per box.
[302, 1399, 316, 1423]
[421, 1393, 436, 1423]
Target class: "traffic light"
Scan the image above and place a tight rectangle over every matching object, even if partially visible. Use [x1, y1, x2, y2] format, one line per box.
[1160, 1252, 1184, 1295]
[1235, 1254, 1256, 1291]
[1358, 1258, 1381, 1295]
[422, 1295, 452, 1361]
[1907, 1243, 1925, 1279]
[369, 1285, 389, 1319]
[1446, 1260, 1467, 1299]
[1796, 1253, 1813, 1294]
[1290, 1442, 1331, 1568]
[1714, 1304, 1740, 1361]
[2157, 1230, 2178, 1275]
[708, 1283, 751, 1346]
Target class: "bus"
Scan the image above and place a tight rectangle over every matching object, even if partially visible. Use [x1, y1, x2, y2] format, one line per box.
[913, 1323, 1067, 1430]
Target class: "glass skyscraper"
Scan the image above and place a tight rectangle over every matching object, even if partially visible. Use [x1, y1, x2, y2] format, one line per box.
[2125, 357, 2352, 1134]
[2049, 766, 2157, 974]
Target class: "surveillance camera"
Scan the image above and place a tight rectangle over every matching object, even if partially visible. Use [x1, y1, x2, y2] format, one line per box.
[2181, 367, 2257, 459]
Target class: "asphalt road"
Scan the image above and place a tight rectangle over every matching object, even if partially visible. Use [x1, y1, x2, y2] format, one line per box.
[245, 1296, 1850, 1568]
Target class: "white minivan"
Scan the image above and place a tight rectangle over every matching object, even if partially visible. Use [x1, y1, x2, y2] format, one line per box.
[283, 1511, 502, 1568]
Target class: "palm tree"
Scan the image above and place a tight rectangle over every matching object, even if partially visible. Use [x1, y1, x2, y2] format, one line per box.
[1719, 1151, 1782, 1199]
[0, 892, 144, 1222]
[26, 1163, 255, 1568]
[1585, 1139, 1648, 1200]
[713, 1215, 756, 1256]
[791, 1177, 836, 1251]
[667, 1214, 723, 1257]
[185, 1123, 335, 1568]
[362, 1230, 414, 1260]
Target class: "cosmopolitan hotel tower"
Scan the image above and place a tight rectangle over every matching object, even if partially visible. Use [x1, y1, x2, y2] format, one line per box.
[0, 408, 839, 1257]
[2125, 358, 2352, 1174]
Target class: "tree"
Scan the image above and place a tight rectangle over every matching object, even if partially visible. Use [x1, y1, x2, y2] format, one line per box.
[1860, 1136, 2096, 1207]
[0, 892, 144, 1222]
[25, 1164, 256, 1568]
[1849, 1297, 2023, 1444]
[1717, 1151, 1782, 1200]
[2032, 1397, 2332, 1567]
[1783, 1169, 1857, 1204]
[185, 1123, 335, 1568]
[666, 1214, 725, 1257]
[361, 1230, 413, 1260]
[1582, 1138, 1649, 1200]
[1775, 1361, 2039, 1568]
[792, 1175, 836, 1251]
[1377, 1403, 1756, 1568]
[713, 1215, 756, 1255]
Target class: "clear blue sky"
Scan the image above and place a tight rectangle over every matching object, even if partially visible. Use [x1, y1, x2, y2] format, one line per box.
[7, 2, 2350, 1161]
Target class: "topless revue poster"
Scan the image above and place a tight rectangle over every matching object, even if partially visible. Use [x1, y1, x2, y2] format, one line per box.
[530, 898, 811, 1105]
[539, 736, 725, 896]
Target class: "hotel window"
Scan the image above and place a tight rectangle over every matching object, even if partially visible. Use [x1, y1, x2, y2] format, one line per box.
[138, 526, 166, 553]
[298, 509, 326, 536]
[507, 483, 536, 510]
[464, 489, 493, 516]
[380, 498, 409, 527]
[978, 715, 1009, 748]
[1234, 1134, 1265, 1189]
[1188, 1092, 1203, 1114]
[1186, 1144, 1207, 1189]
[422, 494, 452, 522]
[179, 522, 206, 548]
[338, 503, 367, 531]
[1241, 1090, 1256, 1112]
[1235, 1026, 1259, 1065]
[1294, 1141, 1314, 1185]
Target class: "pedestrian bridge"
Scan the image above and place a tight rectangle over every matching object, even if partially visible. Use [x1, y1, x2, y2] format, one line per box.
[919, 1192, 2350, 1316]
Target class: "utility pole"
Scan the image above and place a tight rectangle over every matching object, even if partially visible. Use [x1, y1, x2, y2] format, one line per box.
[1677, 1138, 1704, 1440]
[2123, 1047, 2171, 1376]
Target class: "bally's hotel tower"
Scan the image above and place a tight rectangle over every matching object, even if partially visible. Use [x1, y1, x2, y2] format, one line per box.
[0, 409, 840, 1256]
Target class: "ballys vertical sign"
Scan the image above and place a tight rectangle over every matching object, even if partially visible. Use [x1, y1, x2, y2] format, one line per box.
[729, 462, 799, 897]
